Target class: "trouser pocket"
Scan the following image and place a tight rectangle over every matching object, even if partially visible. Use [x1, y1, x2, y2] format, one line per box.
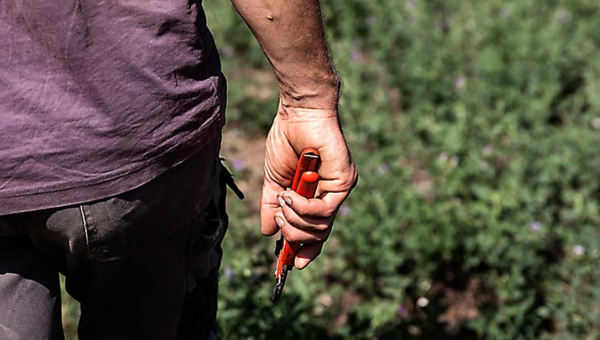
[177, 160, 243, 339]
[187, 159, 243, 287]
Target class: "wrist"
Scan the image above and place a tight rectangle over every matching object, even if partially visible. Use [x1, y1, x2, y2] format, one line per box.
[278, 74, 341, 110]
[277, 103, 340, 121]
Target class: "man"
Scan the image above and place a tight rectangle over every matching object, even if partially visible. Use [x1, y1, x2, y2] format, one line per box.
[0, 0, 357, 338]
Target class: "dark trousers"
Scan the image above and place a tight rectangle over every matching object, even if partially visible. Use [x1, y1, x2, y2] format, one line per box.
[0, 136, 230, 339]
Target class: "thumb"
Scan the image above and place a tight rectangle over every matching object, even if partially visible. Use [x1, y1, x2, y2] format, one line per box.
[260, 176, 282, 236]
[295, 243, 324, 270]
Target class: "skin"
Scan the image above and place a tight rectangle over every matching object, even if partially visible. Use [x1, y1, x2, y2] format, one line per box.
[231, 0, 358, 269]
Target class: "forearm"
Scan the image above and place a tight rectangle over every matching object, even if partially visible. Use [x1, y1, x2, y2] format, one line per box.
[231, 0, 340, 110]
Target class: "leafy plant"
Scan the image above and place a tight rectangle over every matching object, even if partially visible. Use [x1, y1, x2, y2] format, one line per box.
[60, 0, 600, 338]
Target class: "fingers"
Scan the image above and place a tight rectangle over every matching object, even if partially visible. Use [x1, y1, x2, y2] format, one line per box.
[275, 209, 330, 243]
[279, 190, 348, 219]
[277, 199, 330, 233]
[271, 188, 349, 244]
[295, 243, 323, 270]
[272, 195, 340, 247]
[263, 182, 349, 238]
[259, 176, 282, 236]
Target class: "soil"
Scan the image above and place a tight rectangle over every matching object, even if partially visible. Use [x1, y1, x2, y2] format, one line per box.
[221, 126, 266, 215]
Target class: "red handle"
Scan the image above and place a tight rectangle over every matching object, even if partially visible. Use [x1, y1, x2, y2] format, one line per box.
[279, 171, 319, 264]
[296, 171, 319, 197]
[275, 150, 320, 279]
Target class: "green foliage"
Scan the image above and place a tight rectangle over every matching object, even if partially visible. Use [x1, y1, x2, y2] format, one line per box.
[206, 0, 600, 339]
[54, 0, 600, 338]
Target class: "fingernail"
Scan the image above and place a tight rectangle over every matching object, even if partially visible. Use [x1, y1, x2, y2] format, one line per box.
[274, 216, 285, 229]
[278, 196, 286, 207]
[283, 195, 292, 206]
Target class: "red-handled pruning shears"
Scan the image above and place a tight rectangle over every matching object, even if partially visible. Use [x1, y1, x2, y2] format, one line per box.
[272, 148, 320, 302]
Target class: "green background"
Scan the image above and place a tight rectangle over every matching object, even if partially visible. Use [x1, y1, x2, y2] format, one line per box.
[62, 0, 600, 338]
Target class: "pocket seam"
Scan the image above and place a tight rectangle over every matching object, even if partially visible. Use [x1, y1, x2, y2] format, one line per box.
[78, 205, 91, 258]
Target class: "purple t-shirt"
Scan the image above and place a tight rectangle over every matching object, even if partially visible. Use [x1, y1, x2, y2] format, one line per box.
[0, 0, 226, 215]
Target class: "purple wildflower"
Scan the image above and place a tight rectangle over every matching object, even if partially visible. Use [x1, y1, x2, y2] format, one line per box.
[221, 46, 234, 59]
[224, 267, 235, 280]
[483, 144, 494, 156]
[453, 75, 466, 90]
[556, 9, 572, 23]
[573, 245, 585, 256]
[349, 49, 362, 62]
[378, 163, 389, 174]
[449, 156, 459, 167]
[229, 128, 240, 137]
[438, 152, 449, 162]
[365, 15, 376, 26]
[340, 205, 351, 216]
[232, 159, 245, 172]
[529, 221, 541, 232]
[398, 304, 409, 318]
[349, 40, 362, 62]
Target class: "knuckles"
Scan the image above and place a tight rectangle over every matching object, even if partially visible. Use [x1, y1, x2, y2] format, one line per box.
[312, 222, 331, 232]
[345, 168, 359, 190]
[285, 206, 334, 228]
[292, 203, 334, 219]
[281, 224, 329, 243]
[322, 208, 336, 219]
[296, 206, 310, 216]
[281, 227, 305, 243]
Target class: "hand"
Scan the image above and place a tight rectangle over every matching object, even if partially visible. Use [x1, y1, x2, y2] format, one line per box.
[260, 103, 358, 269]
